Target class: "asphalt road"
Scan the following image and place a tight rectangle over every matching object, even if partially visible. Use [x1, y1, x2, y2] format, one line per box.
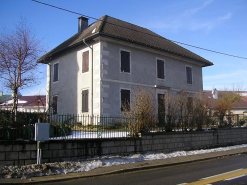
[44, 154, 247, 185]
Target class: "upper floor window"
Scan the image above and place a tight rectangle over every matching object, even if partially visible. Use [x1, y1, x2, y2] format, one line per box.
[157, 59, 165, 79]
[121, 89, 130, 111]
[82, 50, 89, 73]
[186, 66, 193, 84]
[53, 63, 59, 82]
[120, 50, 130, 73]
[82, 89, 89, 112]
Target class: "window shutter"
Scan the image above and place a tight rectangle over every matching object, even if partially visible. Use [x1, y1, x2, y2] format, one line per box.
[82, 51, 89, 73]
[121, 89, 130, 111]
[121, 51, 130, 73]
[186, 66, 192, 84]
[157, 59, 164, 79]
[82, 90, 89, 112]
[52, 96, 57, 114]
[53, 63, 59, 82]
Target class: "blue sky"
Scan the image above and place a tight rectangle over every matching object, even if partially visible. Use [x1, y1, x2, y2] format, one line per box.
[0, 0, 246, 95]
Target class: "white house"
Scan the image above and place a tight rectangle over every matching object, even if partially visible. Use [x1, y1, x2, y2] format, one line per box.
[38, 15, 213, 117]
[0, 95, 46, 113]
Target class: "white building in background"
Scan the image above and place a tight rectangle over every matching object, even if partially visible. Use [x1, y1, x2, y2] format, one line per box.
[38, 15, 213, 117]
[0, 95, 46, 113]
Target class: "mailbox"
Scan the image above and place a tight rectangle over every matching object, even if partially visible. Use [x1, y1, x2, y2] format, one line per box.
[35, 123, 50, 141]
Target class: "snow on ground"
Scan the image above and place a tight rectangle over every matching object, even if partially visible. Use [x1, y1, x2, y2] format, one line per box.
[1, 144, 247, 179]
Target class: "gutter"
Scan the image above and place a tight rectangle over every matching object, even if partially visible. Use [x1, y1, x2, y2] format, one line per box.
[83, 38, 94, 122]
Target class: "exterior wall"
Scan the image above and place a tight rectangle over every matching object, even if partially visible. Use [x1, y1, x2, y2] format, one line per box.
[47, 37, 204, 117]
[1, 128, 247, 166]
[231, 109, 247, 115]
[100, 39, 203, 116]
[48, 41, 101, 116]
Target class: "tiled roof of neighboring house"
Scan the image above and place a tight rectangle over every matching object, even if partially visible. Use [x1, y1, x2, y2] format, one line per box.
[1, 95, 46, 107]
[204, 91, 247, 109]
[38, 15, 213, 67]
[243, 96, 247, 102]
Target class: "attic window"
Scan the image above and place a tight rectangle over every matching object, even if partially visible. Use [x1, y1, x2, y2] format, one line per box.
[92, 28, 96, 33]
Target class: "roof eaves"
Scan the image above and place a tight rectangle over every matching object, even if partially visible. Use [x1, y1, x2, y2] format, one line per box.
[37, 32, 100, 64]
[99, 32, 213, 66]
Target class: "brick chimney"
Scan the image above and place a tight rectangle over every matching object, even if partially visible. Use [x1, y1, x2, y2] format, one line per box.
[78, 16, 88, 33]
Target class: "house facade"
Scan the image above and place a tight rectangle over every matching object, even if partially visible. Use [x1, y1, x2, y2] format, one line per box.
[38, 15, 213, 117]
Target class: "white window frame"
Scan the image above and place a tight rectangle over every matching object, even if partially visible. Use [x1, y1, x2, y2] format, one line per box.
[156, 58, 166, 81]
[119, 49, 131, 74]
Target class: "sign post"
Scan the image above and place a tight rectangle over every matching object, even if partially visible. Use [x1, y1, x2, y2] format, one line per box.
[35, 123, 50, 164]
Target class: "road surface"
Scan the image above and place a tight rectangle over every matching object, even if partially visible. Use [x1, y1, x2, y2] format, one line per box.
[44, 154, 247, 185]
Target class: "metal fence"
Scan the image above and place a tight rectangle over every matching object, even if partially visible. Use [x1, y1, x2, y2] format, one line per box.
[0, 110, 246, 141]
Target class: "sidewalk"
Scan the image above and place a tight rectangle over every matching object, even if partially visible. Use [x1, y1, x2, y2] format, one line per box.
[1, 147, 247, 184]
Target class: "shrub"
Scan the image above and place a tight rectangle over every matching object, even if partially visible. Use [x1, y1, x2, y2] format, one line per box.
[122, 87, 156, 136]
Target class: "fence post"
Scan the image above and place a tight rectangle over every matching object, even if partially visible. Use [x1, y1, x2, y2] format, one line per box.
[37, 118, 41, 164]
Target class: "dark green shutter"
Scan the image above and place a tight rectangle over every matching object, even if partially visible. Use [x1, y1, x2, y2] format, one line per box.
[121, 51, 130, 73]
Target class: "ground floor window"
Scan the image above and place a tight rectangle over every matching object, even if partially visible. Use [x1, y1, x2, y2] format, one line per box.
[52, 96, 57, 114]
[82, 90, 89, 112]
[121, 89, 130, 111]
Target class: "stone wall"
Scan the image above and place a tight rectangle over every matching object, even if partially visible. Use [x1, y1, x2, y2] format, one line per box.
[1, 128, 247, 166]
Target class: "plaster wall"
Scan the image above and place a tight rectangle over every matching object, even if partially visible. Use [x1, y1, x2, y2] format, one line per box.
[100, 40, 203, 116]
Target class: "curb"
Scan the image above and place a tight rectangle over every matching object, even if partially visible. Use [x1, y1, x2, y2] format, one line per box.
[1, 149, 247, 184]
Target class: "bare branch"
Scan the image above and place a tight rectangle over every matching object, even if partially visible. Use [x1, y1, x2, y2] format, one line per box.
[0, 17, 44, 114]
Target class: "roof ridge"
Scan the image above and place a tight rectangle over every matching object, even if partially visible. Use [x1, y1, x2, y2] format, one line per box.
[38, 15, 213, 66]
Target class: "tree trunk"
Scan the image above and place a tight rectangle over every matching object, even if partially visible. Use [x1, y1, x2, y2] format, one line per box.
[12, 87, 18, 122]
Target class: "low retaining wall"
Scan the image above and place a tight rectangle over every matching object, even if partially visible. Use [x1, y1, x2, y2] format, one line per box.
[0, 127, 247, 166]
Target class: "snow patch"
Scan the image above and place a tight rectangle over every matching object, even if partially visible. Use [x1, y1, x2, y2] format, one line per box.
[1, 144, 247, 179]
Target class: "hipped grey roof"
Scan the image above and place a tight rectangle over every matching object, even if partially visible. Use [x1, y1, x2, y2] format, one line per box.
[38, 15, 213, 67]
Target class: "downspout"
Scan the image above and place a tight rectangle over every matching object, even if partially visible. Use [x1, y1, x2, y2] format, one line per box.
[83, 39, 94, 123]
[48, 63, 51, 114]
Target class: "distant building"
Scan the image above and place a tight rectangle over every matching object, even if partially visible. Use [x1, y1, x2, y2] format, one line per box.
[204, 90, 247, 115]
[0, 95, 46, 113]
[0, 91, 12, 104]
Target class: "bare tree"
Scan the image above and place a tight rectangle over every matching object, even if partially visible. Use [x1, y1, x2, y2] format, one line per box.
[214, 90, 241, 127]
[0, 18, 43, 116]
[122, 87, 156, 136]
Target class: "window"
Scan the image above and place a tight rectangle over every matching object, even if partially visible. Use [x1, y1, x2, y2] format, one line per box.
[187, 97, 193, 113]
[82, 90, 89, 112]
[186, 66, 193, 84]
[157, 59, 165, 79]
[120, 50, 130, 73]
[82, 51, 89, 73]
[53, 63, 59, 82]
[52, 96, 57, 114]
[121, 89, 130, 111]
[158, 94, 165, 112]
